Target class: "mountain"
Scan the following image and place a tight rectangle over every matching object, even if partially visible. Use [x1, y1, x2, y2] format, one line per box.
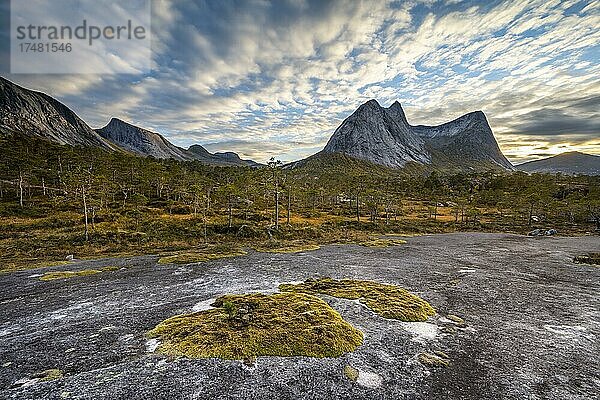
[0, 76, 259, 167]
[188, 145, 262, 167]
[322, 100, 513, 171]
[97, 118, 260, 166]
[213, 152, 263, 167]
[96, 118, 194, 161]
[0, 76, 115, 150]
[517, 152, 600, 176]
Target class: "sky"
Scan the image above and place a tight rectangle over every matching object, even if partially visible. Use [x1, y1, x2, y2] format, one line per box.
[1, 0, 599, 164]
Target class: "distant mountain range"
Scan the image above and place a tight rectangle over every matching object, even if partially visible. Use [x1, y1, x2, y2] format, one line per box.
[0, 77, 259, 167]
[2, 76, 598, 175]
[321, 99, 513, 171]
[96, 118, 260, 166]
[517, 152, 600, 176]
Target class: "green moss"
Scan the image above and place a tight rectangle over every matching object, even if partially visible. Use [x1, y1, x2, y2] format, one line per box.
[279, 277, 435, 322]
[39, 269, 103, 281]
[101, 265, 121, 272]
[343, 365, 359, 382]
[418, 352, 449, 367]
[446, 314, 465, 325]
[573, 253, 600, 266]
[158, 244, 246, 264]
[147, 292, 363, 360]
[253, 240, 320, 254]
[36, 369, 63, 381]
[433, 350, 449, 359]
[358, 238, 407, 248]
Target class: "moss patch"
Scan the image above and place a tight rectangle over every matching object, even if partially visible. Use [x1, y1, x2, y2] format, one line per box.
[358, 238, 407, 248]
[253, 240, 320, 254]
[38, 265, 121, 281]
[573, 253, 600, 266]
[446, 314, 465, 325]
[158, 244, 246, 264]
[39, 269, 103, 281]
[418, 352, 449, 367]
[34, 369, 63, 381]
[343, 365, 359, 382]
[279, 278, 435, 322]
[147, 292, 363, 360]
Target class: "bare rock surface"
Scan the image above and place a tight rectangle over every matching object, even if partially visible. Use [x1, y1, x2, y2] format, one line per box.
[0, 77, 115, 150]
[0, 233, 598, 399]
[323, 100, 513, 170]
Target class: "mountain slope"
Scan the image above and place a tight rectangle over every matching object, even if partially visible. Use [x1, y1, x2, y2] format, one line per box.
[0, 77, 115, 150]
[213, 151, 263, 167]
[322, 100, 513, 171]
[517, 152, 600, 175]
[97, 118, 193, 161]
[323, 100, 429, 167]
[97, 119, 261, 166]
[188, 145, 262, 166]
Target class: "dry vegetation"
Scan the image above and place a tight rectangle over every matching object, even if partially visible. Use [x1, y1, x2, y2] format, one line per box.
[1, 135, 598, 273]
[573, 253, 600, 265]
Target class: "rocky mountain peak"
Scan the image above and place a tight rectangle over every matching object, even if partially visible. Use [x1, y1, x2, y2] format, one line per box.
[386, 101, 408, 126]
[322, 100, 513, 170]
[96, 118, 192, 161]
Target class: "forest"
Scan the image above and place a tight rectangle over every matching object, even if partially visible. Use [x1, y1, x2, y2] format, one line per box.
[1, 133, 599, 272]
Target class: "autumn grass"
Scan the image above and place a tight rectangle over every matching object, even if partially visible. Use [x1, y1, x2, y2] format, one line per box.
[358, 238, 407, 248]
[253, 240, 320, 253]
[158, 244, 247, 264]
[39, 265, 120, 281]
[280, 277, 435, 322]
[1, 260, 72, 274]
[147, 292, 363, 360]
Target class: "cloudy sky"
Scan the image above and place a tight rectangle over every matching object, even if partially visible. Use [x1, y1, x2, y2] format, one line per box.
[1, 0, 599, 163]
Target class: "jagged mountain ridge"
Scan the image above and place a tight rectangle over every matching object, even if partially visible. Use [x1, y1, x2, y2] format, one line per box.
[187, 144, 261, 167]
[0, 76, 258, 167]
[0, 77, 115, 150]
[96, 119, 260, 166]
[322, 100, 513, 170]
[517, 152, 600, 176]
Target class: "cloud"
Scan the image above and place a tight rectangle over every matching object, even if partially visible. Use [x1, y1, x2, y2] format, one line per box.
[2, 0, 598, 163]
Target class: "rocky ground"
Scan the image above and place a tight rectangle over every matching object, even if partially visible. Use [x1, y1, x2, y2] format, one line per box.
[1, 233, 599, 399]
